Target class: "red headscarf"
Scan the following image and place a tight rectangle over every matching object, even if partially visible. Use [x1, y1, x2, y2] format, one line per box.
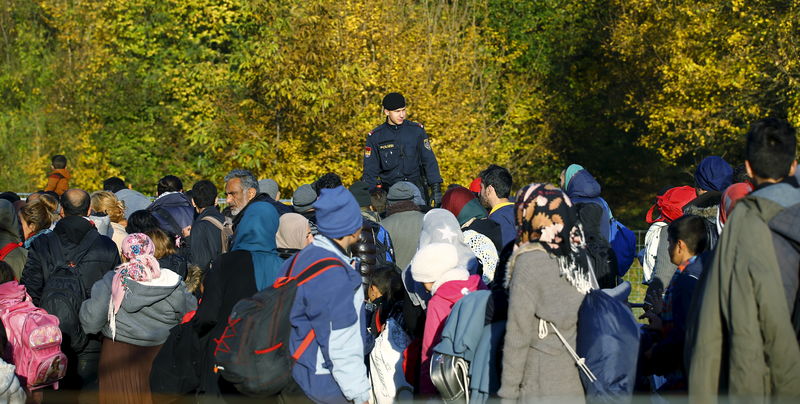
[645, 186, 697, 223]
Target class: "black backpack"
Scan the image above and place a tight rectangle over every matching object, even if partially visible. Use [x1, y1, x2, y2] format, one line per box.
[40, 233, 95, 353]
[213, 254, 343, 397]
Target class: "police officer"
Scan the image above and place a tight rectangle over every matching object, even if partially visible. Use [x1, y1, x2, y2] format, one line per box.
[362, 92, 443, 206]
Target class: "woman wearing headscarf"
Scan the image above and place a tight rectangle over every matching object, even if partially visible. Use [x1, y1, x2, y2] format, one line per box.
[193, 201, 282, 397]
[79, 233, 196, 404]
[276, 212, 313, 260]
[498, 184, 595, 402]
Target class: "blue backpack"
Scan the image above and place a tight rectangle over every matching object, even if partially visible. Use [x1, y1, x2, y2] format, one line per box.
[599, 200, 637, 277]
[546, 283, 639, 403]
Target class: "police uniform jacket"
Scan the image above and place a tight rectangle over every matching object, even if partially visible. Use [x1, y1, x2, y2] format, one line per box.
[362, 120, 443, 189]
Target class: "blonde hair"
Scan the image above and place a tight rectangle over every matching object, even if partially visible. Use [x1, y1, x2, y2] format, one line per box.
[145, 229, 175, 259]
[19, 200, 52, 234]
[184, 265, 203, 294]
[90, 191, 126, 223]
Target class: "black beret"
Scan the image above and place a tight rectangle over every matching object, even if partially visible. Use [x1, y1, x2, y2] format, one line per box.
[382, 92, 406, 110]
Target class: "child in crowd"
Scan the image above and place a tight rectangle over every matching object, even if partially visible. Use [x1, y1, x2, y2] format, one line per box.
[410, 242, 486, 395]
[44, 155, 70, 196]
[366, 265, 412, 404]
[639, 214, 709, 390]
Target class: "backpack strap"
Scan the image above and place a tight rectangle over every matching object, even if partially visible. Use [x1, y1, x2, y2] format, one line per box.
[539, 319, 597, 383]
[200, 216, 229, 253]
[0, 242, 21, 261]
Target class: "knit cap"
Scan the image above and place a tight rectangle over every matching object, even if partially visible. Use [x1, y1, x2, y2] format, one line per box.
[387, 182, 417, 203]
[258, 179, 280, 200]
[293, 184, 317, 213]
[441, 186, 488, 226]
[411, 243, 458, 283]
[348, 180, 372, 208]
[313, 186, 362, 239]
[694, 156, 733, 192]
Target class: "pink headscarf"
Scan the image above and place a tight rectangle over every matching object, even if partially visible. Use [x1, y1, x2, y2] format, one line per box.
[109, 233, 161, 338]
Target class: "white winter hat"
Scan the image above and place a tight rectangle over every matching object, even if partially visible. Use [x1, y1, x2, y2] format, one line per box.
[411, 243, 459, 283]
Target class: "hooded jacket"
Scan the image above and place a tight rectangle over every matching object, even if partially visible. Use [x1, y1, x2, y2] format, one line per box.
[79, 268, 197, 346]
[688, 191, 800, 402]
[421, 274, 486, 394]
[115, 188, 152, 219]
[147, 192, 195, 236]
[565, 169, 611, 241]
[0, 200, 26, 278]
[0, 359, 25, 404]
[21, 215, 120, 306]
[44, 168, 70, 196]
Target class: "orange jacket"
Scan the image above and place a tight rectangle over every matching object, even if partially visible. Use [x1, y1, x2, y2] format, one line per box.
[44, 168, 71, 196]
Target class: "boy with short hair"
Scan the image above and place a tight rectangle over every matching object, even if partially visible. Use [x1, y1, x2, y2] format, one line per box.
[639, 215, 708, 387]
[44, 155, 70, 196]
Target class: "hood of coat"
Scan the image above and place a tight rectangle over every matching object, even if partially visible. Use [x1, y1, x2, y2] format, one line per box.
[50, 168, 71, 180]
[150, 192, 192, 209]
[120, 268, 182, 312]
[432, 274, 484, 304]
[683, 204, 719, 223]
[88, 214, 114, 238]
[768, 201, 800, 247]
[0, 199, 20, 244]
[53, 215, 96, 246]
[565, 169, 601, 199]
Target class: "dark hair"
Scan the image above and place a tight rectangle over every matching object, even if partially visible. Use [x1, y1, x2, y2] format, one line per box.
[0, 261, 15, 285]
[312, 173, 343, 194]
[732, 164, 750, 184]
[43, 191, 60, 200]
[479, 164, 513, 198]
[369, 187, 387, 214]
[157, 175, 183, 195]
[191, 180, 217, 209]
[745, 118, 797, 180]
[367, 265, 404, 304]
[103, 177, 126, 193]
[52, 155, 67, 169]
[60, 189, 90, 217]
[667, 215, 708, 256]
[126, 210, 161, 234]
[0, 192, 20, 204]
[26, 191, 44, 203]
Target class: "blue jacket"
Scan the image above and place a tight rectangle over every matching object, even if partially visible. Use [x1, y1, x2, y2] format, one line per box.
[489, 204, 516, 248]
[148, 192, 195, 236]
[288, 235, 371, 404]
[565, 169, 611, 240]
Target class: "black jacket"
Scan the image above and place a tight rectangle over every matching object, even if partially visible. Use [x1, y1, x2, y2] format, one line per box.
[189, 207, 225, 273]
[21, 216, 120, 306]
[193, 250, 258, 396]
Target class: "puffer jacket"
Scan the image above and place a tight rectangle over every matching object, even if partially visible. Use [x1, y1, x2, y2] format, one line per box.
[80, 268, 196, 346]
[0, 358, 25, 404]
[352, 218, 396, 276]
[20, 216, 121, 306]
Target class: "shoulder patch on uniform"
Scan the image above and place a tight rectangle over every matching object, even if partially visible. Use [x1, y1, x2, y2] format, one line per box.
[368, 130, 374, 137]
[423, 138, 432, 150]
[413, 122, 424, 129]
[365, 146, 372, 158]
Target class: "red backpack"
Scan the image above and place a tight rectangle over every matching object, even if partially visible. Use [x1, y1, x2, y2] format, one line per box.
[0, 281, 67, 390]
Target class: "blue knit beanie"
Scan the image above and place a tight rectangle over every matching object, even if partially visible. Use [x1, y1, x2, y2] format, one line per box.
[313, 186, 363, 239]
[695, 156, 733, 192]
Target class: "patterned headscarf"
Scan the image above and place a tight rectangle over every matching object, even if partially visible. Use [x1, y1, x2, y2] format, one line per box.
[109, 233, 161, 339]
[515, 183, 593, 294]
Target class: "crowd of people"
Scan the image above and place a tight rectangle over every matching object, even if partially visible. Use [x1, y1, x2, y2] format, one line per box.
[0, 116, 797, 404]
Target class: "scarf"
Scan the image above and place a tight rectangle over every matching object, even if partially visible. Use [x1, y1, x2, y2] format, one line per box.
[515, 183, 593, 294]
[231, 202, 283, 291]
[109, 233, 161, 339]
[418, 209, 477, 273]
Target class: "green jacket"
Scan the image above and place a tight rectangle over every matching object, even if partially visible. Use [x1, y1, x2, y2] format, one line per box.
[688, 196, 800, 403]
